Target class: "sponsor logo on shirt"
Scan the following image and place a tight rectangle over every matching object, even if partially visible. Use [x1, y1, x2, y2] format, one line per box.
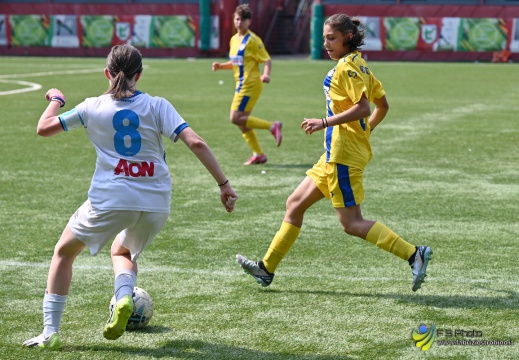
[114, 159, 155, 177]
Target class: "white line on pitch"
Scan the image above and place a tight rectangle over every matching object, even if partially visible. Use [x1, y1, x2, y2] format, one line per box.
[0, 79, 42, 95]
[2, 260, 519, 286]
[0, 68, 105, 80]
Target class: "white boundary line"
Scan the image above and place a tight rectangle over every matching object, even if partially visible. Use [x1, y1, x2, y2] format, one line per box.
[0, 68, 104, 96]
[0, 79, 42, 95]
[2, 260, 519, 285]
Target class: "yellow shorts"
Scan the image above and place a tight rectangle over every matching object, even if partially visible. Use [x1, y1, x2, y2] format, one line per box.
[231, 84, 262, 112]
[306, 153, 365, 208]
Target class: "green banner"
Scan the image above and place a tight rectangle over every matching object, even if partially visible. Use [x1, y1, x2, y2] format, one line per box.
[81, 16, 114, 48]
[384, 17, 420, 51]
[458, 18, 507, 51]
[150, 16, 195, 48]
[10, 15, 50, 47]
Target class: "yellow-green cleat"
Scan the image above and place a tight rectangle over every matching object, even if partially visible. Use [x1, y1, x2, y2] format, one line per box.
[103, 294, 133, 340]
[23, 332, 61, 350]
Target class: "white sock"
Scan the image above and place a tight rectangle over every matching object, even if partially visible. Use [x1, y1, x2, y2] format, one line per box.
[42, 293, 67, 337]
[114, 270, 136, 302]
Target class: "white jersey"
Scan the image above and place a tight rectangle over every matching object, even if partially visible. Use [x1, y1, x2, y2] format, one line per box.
[59, 91, 187, 213]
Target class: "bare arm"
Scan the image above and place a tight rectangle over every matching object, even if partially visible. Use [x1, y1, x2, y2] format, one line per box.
[212, 60, 233, 71]
[177, 127, 238, 212]
[301, 95, 372, 135]
[37, 88, 67, 137]
[260, 59, 272, 83]
[368, 95, 389, 132]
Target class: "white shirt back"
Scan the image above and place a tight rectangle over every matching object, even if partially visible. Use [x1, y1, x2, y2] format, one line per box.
[60, 91, 187, 213]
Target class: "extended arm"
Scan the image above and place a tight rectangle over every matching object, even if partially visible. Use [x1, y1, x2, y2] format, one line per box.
[177, 127, 238, 212]
[212, 60, 233, 71]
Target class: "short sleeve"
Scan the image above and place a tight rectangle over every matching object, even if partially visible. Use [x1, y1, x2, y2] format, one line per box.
[337, 62, 366, 105]
[251, 36, 270, 64]
[154, 97, 188, 142]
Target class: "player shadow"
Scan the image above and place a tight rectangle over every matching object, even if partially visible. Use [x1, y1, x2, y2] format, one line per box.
[71, 339, 355, 359]
[264, 163, 313, 169]
[268, 287, 519, 310]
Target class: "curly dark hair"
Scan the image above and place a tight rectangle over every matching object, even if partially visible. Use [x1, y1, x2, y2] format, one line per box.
[234, 4, 252, 20]
[325, 14, 365, 51]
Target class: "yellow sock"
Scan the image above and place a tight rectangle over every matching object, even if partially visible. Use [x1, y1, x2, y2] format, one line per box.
[365, 222, 416, 260]
[242, 130, 263, 155]
[245, 116, 272, 130]
[262, 221, 301, 273]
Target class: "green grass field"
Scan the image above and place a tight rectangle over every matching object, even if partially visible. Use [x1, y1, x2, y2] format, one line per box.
[1, 55, 518, 360]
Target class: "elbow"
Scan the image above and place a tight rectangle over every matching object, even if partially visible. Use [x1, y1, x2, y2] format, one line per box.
[188, 137, 208, 152]
[361, 104, 372, 119]
[36, 127, 51, 137]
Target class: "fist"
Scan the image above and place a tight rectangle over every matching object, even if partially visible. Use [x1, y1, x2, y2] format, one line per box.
[45, 88, 66, 107]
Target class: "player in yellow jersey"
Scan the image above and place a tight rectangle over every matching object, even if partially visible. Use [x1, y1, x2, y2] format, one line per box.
[237, 14, 432, 291]
[212, 3, 282, 165]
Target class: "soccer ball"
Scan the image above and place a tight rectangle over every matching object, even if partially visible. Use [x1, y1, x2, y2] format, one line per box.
[110, 287, 154, 330]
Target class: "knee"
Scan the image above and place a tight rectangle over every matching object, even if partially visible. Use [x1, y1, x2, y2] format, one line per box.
[341, 221, 362, 237]
[230, 113, 241, 125]
[110, 242, 131, 258]
[286, 195, 304, 217]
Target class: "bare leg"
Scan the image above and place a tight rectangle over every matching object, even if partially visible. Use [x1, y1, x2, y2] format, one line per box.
[46, 226, 86, 295]
[111, 235, 137, 275]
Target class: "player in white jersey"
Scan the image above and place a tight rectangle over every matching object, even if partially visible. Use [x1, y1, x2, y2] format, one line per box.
[23, 44, 238, 350]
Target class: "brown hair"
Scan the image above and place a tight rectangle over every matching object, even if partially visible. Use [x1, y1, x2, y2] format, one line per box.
[325, 14, 365, 51]
[105, 44, 143, 99]
[234, 4, 252, 20]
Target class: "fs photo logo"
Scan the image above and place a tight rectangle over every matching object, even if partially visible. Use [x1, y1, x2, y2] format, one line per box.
[411, 323, 437, 352]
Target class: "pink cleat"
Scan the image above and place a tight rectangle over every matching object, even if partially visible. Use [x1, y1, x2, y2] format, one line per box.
[243, 153, 267, 165]
[270, 121, 283, 147]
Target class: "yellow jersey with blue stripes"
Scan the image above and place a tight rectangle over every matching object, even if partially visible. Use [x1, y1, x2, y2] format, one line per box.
[323, 51, 385, 169]
[229, 30, 270, 93]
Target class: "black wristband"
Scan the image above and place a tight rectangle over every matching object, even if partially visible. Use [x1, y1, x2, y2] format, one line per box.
[218, 179, 229, 187]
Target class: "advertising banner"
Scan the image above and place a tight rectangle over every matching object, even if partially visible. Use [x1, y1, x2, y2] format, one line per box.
[416, 18, 443, 51]
[384, 17, 420, 51]
[359, 16, 382, 51]
[458, 18, 507, 52]
[149, 16, 196, 48]
[0, 15, 8, 46]
[9, 15, 50, 47]
[511, 19, 519, 52]
[81, 15, 115, 48]
[434, 17, 460, 51]
[113, 15, 134, 46]
[50, 15, 79, 48]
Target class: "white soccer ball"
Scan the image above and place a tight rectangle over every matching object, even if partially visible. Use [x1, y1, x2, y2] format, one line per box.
[110, 287, 154, 330]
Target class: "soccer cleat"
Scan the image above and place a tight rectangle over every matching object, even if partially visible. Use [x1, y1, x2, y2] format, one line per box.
[22, 332, 61, 350]
[103, 295, 133, 340]
[236, 254, 274, 287]
[270, 121, 283, 146]
[243, 153, 267, 166]
[410, 246, 433, 292]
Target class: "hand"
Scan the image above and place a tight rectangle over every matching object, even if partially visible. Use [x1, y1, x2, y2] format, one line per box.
[220, 184, 238, 213]
[260, 74, 270, 83]
[212, 62, 221, 72]
[301, 118, 324, 135]
[45, 88, 66, 107]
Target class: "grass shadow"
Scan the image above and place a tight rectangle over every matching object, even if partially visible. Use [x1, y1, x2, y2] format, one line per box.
[70, 339, 355, 359]
[267, 287, 519, 310]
